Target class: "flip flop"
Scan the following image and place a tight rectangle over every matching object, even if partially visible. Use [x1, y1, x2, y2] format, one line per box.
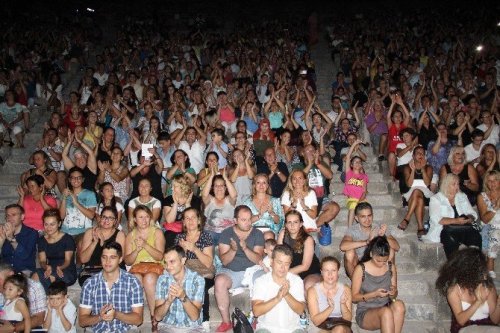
[397, 219, 409, 231]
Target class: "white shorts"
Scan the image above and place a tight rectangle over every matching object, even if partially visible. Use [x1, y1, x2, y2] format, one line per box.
[0, 123, 23, 135]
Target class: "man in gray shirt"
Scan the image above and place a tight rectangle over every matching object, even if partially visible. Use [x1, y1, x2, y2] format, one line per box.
[214, 205, 265, 332]
[339, 202, 400, 278]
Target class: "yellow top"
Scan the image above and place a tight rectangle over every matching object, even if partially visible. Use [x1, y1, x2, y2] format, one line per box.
[131, 226, 162, 264]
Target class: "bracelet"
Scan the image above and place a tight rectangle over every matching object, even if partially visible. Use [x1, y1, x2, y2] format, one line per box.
[362, 295, 367, 302]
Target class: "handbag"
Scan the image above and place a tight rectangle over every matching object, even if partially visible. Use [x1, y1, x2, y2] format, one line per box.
[446, 220, 482, 232]
[231, 307, 253, 333]
[78, 266, 103, 286]
[317, 317, 352, 330]
[185, 259, 216, 279]
[129, 262, 164, 276]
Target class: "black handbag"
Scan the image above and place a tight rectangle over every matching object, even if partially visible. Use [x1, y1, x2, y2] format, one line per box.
[317, 317, 352, 330]
[231, 307, 254, 333]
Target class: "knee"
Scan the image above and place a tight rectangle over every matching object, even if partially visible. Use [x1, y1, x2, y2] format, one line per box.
[380, 306, 394, 321]
[392, 300, 406, 316]
[344, 250, 356, 262]
[144, 273, 158, 285]
[215, 275, 230, 292]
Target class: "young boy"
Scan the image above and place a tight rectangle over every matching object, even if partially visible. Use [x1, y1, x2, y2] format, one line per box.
[242, 238, 277, 293]
[43, 281, 77, 333]
[259, 238, 277, 273]
[206, 128, 229, 169]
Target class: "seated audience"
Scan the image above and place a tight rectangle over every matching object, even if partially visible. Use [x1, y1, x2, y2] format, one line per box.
[43, 281, 77, 333]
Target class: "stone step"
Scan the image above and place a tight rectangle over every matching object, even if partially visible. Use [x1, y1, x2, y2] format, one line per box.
[0, 185, 20, 197]
[0, 174, 23, 186]
[335, 206, 399, 224]
[333, 193, 395, 207]
[0, 196, 20, 209]
[331, 182, 389, 195]
[330, 172, 388, 183]
[2, 161, 32, 174]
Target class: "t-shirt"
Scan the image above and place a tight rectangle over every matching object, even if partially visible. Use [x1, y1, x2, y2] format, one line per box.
[307, 165, 327, 199]
[178, 141, 205, 174]
[281, 190, 318, 230]
[256, 162, 289, 198]
[477, 123, 499, 146]
[464, 143, 484, 164]
[219, 227, 264, 271]
[23, 195, 58, 231]
[396, 143, 413, 166]
[345, 223, 391, 258]
[47, 299, 77, 333]
[0, 102, 26, 123]
[62, 189, 97, 235]
[252, 272, 304, 333]
[343, 170, 369, 200]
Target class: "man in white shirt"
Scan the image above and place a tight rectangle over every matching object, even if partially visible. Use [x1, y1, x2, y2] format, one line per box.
[476, 111, 499, 146]
[174, 124, 207, 174]
[252, 244, 306, 333]
[464, 129, 485, 165]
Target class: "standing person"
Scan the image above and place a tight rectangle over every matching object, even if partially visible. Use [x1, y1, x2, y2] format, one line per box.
[214, 205, 265, 332]
[79, 242, 144, 333]
[0, 204, 38, 275]
[343, 139, 369, 227]
[175, 208, 215, 328]
[60, 167, 97, 238]
[307, 256, 353, 332]
[17, 175, 58, 232]
[228, 148, 255, 205]
[386, 93, 411, 180]
[436, 248, 500, 333]
[340, 202, 399, 279]
[251, 244, 307, 333]
[124, 205, 165, 331]
[32, 209, 77, 291]
[154, 246, 205, 333]
[351, 236, 405, 333]
[278, 210, 321, 291]
[202, 169, 237, 245]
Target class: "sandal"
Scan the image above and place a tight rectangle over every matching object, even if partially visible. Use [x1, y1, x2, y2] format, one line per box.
[417, 229, 427, 240]
[397, 219, 409, 231]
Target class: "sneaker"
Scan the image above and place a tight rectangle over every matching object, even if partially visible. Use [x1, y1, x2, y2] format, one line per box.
[202, 321, 210, 332]
[489, 271, 496, 279]
[215, 322, 232, 332]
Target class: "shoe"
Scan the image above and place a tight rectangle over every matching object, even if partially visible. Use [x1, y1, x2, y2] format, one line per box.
[489, 271, 496, 279]
[202, 321, 210, 332]
[417, 229, 427, 240]
[397, 219, 409, 231]
[378, 155, 385, 161]
[216, 322, 232, 332]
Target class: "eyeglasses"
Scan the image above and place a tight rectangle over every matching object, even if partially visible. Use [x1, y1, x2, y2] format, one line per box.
[101, 216, 116, 222]
[69, 176, 83, 181]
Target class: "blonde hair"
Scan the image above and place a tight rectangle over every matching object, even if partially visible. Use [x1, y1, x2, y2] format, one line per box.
[483, 170, 500, 193]
[447, 146, 466, 166]
[440, 173, 460, 197]
[252, 173, 272, 196]
[172, 174, 193, 198]
[284, 169, 310, 195]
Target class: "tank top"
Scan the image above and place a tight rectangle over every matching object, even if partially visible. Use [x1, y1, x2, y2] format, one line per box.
[284, 233, 321, 279]
[87, 229, 120, 267]
[444, 164, 475, 200]
[356, 262, 392, 315]
[314, 283, 344, 318]
[450, 285, 493, 333]
[1, 298, 24, 321]
[29, 168, 57, 197]
[131, 227, 160, 264]
[220, 106, 236, 123]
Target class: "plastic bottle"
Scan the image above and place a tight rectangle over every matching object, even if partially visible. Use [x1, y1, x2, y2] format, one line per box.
[299, 311, 308, 328]
[318, 222, 332, 246]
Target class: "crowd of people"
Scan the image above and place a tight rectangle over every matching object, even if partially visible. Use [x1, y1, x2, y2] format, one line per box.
[0, 2, 500, 333]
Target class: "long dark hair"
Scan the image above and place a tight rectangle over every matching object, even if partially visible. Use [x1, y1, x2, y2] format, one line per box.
[436, 247, 492, 296]
[98, 182, 118, 210]
[284, 210, 309, 253]
[360, 236, 390, 263]
[4, 274, 30, 309]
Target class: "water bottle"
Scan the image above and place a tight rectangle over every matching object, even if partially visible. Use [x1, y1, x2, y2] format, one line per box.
[247, 311, 254, 324]
[299, 311, 308, 328]
[318, 222, 332, 246]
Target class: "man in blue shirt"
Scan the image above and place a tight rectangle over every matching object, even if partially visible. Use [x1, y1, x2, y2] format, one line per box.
[154, 245, 205, 333]
[0, 204, 38, 275]
[79, 242, 144, 333]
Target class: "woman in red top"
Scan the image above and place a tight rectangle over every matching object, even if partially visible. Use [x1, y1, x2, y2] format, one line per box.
[17, 175, 58, 231]
[63, 92, 85, 132]
[386, 92, 411, 180]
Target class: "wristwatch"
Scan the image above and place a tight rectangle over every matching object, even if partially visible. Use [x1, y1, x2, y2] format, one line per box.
[180, 295, 189, 303]
[276, 171, 281, 175]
